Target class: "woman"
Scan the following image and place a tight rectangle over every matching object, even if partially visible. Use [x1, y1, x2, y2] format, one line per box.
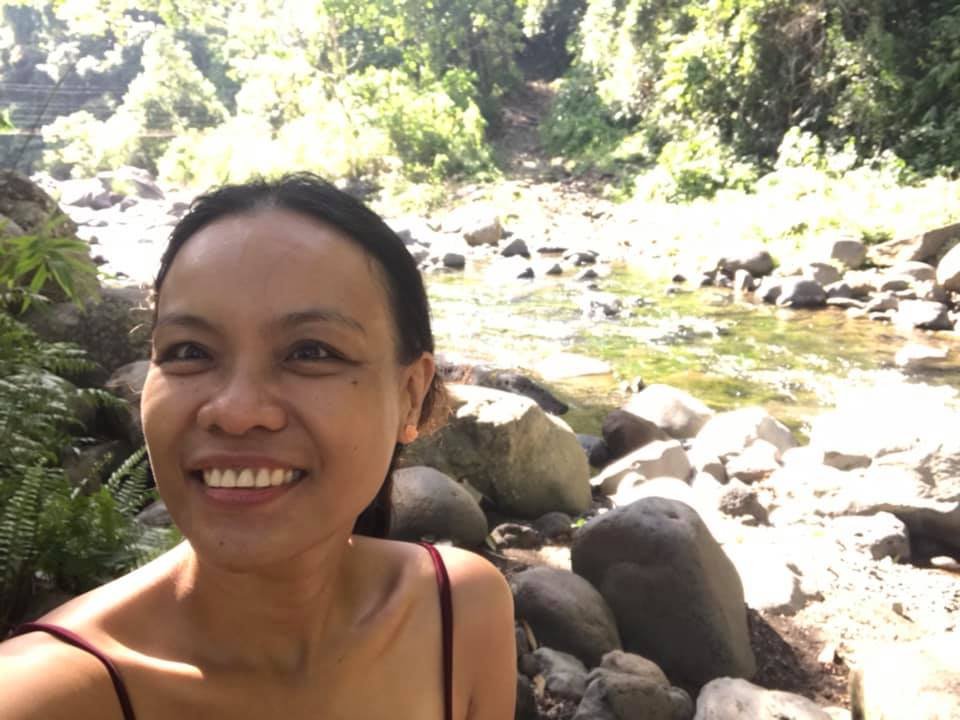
[0, 174, 516, 719]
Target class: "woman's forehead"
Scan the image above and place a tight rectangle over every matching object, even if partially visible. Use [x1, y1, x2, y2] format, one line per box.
[158, 209, 393, 328]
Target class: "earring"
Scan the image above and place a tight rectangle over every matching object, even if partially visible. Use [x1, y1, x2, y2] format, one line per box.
[400, 423, 419, 444]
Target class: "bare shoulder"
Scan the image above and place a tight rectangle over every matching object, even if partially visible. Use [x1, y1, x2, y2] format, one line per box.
[433, 545, 513, 614]
[0, 632, 120, 720]
[432, 546, 516, 720]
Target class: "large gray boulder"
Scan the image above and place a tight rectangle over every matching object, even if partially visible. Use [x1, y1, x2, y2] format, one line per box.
[622, 384, 714, 440]
[403, 384, 591, 517]
[823, 237, 867, 269]
[574, 651, 694, 720]
[571, 497, 756, 687]
[694, 677, 832, 719]
[388, 466, 488, 547]
[717, 247, 774, 277]
[0, 170, 77, 238]
[510, 566, 621, 668]
[776, 278, 826, 308]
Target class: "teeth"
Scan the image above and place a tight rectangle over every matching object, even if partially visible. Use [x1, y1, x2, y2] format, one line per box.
[201, 467, 300, 489]
[255, 469, 271, 488]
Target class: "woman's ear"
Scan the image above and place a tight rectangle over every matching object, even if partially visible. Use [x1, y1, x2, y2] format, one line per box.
[398, 352, 435, 442]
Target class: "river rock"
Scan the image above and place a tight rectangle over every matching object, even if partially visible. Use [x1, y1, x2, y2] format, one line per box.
[510, 566, 622, 668]
[691, 407, 796, 464]
[534, 648, 589, 701]
[501, 237, 530, 258]
[936, 242, 960, 292]
[868, 222, 960, 266]
[694, 677, 832, 719]
[59, 177, 116, 210]
[622, 384, 714, 440]
[755, 276, 784, 303]
[490, 522, 542, 549]
[824, 237, 867, 269]
[443, 203, 502, 246]
[533, 511, 575, 542]
[717, 247, 774, 277]
[23, 285, 152, 379]
[893, 299, 953, 331]
[602, 409, 670, 460]
[578, 433, 611, 467]
[0, 213, 24, 237]
[724, 439, 782, 483]
[721, 532, 823, 615]
[99, 166, 165, 200]
[470, 367, 568, 415]
[889, 260, 937, 283]
[516, 675, 538, 720]
[717, 480, 769, 525]
[775, 278, 827, 307]
[1, 170, 77, 238]
[389, 466, 488, 547]
[824, 281, 854, 300]
[402, 384, 591, 517]
[850, 634, 960, 720]
[800, 262, 843, 286]
[592, 440, 692, 496]
[442, 252, 465, 269]
[574, 651, 694, 720]
[571, 497, 756, 687]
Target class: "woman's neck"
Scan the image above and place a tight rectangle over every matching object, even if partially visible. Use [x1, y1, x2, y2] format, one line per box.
[168, 536, 362, 676]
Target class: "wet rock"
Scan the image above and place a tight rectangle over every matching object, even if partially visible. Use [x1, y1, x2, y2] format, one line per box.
[510, 566, 622, 668]
[572, 497, 756, 687]
[390, 466, 488, 547]
[717, 480, 769, 525]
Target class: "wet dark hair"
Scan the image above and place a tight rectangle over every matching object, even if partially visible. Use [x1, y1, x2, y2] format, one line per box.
[153, 173, 444, 538]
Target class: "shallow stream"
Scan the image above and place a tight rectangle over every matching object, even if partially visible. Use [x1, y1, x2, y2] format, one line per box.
[426, 263, 960, 436]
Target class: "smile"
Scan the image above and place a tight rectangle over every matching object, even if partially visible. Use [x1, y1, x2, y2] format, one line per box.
[201, 468, 305, 488]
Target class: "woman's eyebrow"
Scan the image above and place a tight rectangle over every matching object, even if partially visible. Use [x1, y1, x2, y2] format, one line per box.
[281, 308, 367, 334]
[153, 313, 217, 333]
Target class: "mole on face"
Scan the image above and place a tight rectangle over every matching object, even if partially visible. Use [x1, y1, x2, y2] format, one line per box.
[351, 379, 359, 386]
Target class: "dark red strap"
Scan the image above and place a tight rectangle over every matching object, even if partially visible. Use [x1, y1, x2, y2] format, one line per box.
[12, 622, 136, 720]
[418, 542, 453, 720]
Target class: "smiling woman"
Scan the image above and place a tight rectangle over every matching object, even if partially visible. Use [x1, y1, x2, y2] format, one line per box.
[0, 174, 516, 720]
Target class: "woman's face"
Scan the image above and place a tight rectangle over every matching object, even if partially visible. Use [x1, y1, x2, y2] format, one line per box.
[141, 208, 433, 569]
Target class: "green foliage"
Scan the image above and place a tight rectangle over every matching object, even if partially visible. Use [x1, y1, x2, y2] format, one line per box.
[0, 214, 100, 310]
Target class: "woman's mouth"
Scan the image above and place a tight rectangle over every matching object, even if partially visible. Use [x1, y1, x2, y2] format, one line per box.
[200, 467, 306, 488]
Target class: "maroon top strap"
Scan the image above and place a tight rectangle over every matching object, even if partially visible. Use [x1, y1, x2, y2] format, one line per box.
[11, 622, 136, 720]
[418, 542, 454, 720]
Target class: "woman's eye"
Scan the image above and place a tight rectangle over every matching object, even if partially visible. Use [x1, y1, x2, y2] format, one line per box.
[288, 341, 336, 362]
[157, 342, 209, 363]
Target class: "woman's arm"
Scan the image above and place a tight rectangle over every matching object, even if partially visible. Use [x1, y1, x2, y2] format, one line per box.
[441, 547, 517, 720]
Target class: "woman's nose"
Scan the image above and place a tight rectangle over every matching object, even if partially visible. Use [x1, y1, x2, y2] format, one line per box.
[196, 369, 287, 435]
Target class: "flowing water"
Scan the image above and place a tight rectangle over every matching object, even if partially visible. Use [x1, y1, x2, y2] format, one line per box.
[426, 263, 960, 437]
